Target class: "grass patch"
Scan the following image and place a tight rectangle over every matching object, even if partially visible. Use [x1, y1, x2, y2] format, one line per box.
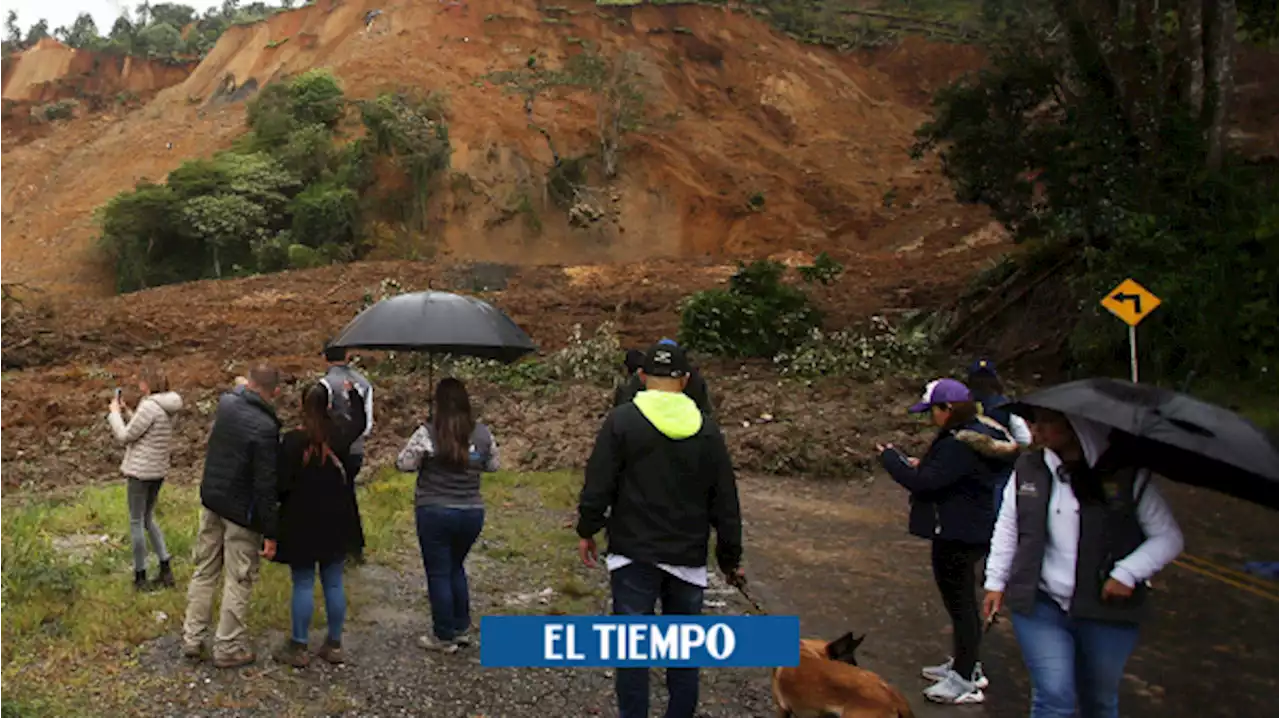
[1, 469, 593, 710]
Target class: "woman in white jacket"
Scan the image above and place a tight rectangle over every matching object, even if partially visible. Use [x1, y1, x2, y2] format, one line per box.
[109, 367, 183, 592]
[983, 408, 1183, 718]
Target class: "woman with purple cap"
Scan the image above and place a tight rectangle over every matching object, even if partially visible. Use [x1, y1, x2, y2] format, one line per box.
[876, 378, 1018, 705]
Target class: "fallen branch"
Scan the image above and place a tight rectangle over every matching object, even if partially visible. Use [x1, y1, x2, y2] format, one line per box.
[948, 256, 1074, 352]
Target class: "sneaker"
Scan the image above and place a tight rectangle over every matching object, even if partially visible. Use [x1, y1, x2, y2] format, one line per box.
[417, 633, 460, 654]
[316, 639, 345, 665]
[274, 641, 311, 668]
[922, 657, 988, 689]
[213, 649, 257, 669]
[923, 670, 985, 705]
[453, 627, 477, 647]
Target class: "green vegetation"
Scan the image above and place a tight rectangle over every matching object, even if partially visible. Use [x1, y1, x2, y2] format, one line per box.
[912, 0, 1277, 391]
[796, 252, 843, 286]
[97, 71, 452, 292]
[4, 2, 294, 61]
[356, 92, 453, 232]
[0, 469, 594, 713]
[678, 260, 822, 359]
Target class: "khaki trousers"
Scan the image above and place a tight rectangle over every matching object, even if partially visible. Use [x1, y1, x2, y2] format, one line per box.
[181, 507, 261, 657]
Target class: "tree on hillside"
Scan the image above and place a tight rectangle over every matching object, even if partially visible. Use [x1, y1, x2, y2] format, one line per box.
[5, 11, 20, 47]
[149, 3, 197, 30]
[135, 1, 153, 27]
[56, 14, 102, 50]
[24, 19, 50, 46]
[135, 21, 182, 57]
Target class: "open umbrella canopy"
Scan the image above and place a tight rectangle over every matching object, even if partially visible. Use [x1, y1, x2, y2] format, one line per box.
[329, 291, 535, 363]
[1011, 378, 1278, 508]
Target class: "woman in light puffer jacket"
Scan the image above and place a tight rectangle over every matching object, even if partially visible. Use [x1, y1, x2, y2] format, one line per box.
[108, 367, 183, 592]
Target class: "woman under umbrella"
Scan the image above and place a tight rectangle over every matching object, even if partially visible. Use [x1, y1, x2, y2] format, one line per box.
[983, 407, 1184, 718]
[396, 378, 501, 653]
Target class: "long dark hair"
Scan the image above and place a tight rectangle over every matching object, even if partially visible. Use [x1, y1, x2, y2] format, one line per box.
[433, 378, 475, 469]
[940, 401, 980, 431]
[300, 383, 338, 468]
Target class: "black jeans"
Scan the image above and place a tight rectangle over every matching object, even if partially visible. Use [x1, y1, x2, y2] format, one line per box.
[931, 539, 988, 677]
[611, 562, 705, 718]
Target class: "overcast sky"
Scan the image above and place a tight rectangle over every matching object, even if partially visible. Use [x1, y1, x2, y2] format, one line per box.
[2, 0, 222, 34]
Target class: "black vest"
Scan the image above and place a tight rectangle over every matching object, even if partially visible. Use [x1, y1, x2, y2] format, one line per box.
[1005, 451, 1151, 624]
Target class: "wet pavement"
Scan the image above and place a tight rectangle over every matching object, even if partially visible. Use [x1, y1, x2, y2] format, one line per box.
[738, 474, 1279, 718]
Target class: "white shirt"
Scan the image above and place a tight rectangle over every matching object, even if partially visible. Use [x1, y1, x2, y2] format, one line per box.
[605, 554, 708, 588]
[984, 447, 1184, 611]
[1008, 414, 1033, 446]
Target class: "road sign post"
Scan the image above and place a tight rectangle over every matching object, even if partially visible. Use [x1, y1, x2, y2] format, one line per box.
[1100, 278, 1161, 384]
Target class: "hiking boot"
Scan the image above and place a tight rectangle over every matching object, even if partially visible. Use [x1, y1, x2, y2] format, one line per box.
[417, 633, 459, 654]
[213, 649, 257, 669]
[922, 657, 988, 689]
[134, 570, 155, 592]
[274, 641, 311, 668]
[923, 670, 984, 705]
[181, 642, 207, 661]
[316, 639, 345, 665]
[154, 560, 176, 589]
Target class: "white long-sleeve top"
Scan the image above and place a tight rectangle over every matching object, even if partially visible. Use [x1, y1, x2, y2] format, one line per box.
[984, 447, 1185, 611]
[1008, 414, 1033, 446]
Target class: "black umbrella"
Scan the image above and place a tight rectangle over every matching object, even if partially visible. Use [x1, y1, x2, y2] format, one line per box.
[1011, 378, 1278, 508]
[329, 291, 536, 397]
[329, 290, 535, 362]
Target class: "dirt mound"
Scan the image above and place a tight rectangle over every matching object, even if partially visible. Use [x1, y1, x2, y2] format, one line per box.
[1, 0, 993, 299]
[1, 38, 195, 104]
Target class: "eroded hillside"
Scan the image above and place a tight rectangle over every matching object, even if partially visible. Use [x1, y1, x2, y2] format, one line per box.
[1, 0, 992, 298]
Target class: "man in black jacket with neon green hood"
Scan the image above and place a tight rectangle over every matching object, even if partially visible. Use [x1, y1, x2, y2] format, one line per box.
[577, 341, 744, 718]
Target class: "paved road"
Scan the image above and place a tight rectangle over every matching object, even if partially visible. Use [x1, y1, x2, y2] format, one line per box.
[738, 474, 1278, 718]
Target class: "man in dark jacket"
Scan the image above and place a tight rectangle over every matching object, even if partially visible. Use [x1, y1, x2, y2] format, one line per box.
[612, 338, 714, 416]
[182, 365, 282, 668]
[578, 341, 744, 718]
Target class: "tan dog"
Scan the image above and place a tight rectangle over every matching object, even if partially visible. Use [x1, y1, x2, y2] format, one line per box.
[772, 634, 915, 718]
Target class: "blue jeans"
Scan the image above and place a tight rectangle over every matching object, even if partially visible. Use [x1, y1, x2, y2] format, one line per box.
[415, 505, 484, 641]
[1011, 594, 1141, 718]
[611, 562, 705, 718]
[290, 560, 346, 644]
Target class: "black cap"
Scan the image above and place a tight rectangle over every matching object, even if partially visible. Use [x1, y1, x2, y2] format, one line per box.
[642, 341, 690, 378]
[323, 343, 347, 362]
[623, 349, 646, 374]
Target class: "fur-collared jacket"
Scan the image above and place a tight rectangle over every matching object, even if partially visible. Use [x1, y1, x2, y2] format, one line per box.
[880, 417, 1019, 545]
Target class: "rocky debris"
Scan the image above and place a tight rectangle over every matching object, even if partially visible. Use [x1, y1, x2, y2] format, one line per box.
[568, 202, 605, 228]
[52, 533, 113, 563]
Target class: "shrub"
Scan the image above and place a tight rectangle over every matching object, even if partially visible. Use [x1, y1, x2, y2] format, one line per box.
[774, 316, 934, 379]
[451, 322, 622, 388]
[37, 99, 77, 121]
[796, 252, 843, 285]
[357, 92, 452, 231]
[678, 260, 821, 358]
[289, 181, 359, 248]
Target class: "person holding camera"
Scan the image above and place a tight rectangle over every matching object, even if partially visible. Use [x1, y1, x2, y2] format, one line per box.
[108, 367, 183, 592]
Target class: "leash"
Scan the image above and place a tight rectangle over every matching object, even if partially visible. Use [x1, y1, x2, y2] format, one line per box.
[730, 578, 768, 615]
